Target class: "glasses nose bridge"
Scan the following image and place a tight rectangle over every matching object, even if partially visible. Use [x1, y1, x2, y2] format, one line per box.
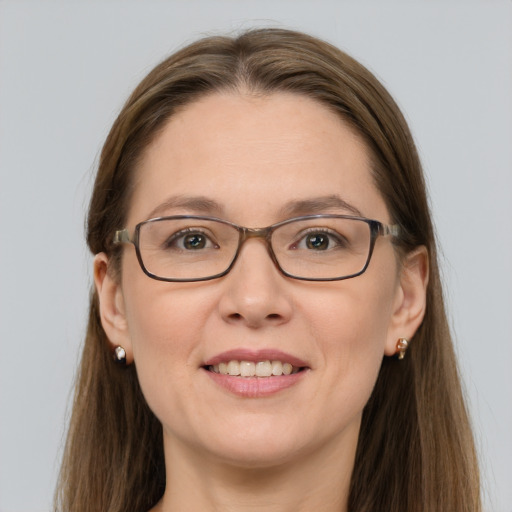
[239, 225, 273, 244]
[237, 225, 276, 258]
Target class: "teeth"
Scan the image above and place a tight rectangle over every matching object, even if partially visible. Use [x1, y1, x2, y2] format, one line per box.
[209, 360, 302, 377]
[240, 361, 255, 377]
[271, 360, 282, 376]
[256, 361, 272, 377]
[227, 360, 240, 376]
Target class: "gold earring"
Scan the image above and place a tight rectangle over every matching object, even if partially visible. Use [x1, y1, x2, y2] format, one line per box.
[113, 345, 127, 364]
[396, 338, 409, 360]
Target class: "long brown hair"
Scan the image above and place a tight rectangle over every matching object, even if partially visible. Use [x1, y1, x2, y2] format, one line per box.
[55, 28, 481, 511]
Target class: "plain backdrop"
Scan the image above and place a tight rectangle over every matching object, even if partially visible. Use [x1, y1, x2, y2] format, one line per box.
[0, 1, 511, 511]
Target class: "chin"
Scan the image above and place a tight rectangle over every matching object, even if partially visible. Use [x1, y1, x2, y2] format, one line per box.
[190, 417, 325, 469]
[207, 440, 306, 470]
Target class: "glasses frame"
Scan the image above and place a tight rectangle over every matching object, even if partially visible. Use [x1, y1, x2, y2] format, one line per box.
[113, 214, 400, 282]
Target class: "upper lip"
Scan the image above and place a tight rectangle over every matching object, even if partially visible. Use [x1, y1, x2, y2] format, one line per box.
[203, 348, 309, 368]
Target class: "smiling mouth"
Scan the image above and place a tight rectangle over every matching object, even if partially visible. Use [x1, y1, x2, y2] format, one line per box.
[205, 360, 305, 377]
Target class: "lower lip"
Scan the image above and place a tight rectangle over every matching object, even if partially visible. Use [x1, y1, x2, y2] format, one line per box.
[203, 368, 308, 397]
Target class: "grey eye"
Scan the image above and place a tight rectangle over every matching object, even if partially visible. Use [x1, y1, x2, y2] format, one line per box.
[305, 233, 330, 250]
[183, 233, 207, 250]
[163, 229, 217, 251]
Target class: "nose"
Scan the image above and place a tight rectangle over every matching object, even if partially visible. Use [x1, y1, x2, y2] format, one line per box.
[217, 238, 293, 329]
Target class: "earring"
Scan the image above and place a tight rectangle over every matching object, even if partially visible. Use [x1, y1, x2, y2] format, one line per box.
[113, 345, 127, 364]
[396, 338, 409, 360]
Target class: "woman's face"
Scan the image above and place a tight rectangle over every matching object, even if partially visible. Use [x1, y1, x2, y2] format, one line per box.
[98, 92, 417, 468]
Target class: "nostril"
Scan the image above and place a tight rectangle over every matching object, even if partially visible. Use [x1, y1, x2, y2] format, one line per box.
[218, 269, 293, 327]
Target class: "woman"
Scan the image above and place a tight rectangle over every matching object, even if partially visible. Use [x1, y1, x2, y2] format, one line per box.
[55, 28, 481, 511]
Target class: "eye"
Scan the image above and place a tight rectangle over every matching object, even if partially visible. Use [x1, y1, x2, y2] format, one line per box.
[182, 233, 207, 250]
[305, 233, 330, 250]
[292, 229, 347, 251]
[164, 229, 218, 251]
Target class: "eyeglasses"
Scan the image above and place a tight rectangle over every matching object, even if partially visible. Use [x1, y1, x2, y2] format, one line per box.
[113, 214, 400, 282]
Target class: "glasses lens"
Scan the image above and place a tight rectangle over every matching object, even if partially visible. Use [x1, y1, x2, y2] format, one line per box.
[271, 217, 372, 279]
[138, 218, 239, 280]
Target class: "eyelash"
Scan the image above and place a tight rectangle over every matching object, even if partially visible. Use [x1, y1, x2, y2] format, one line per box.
[163, 228, 217, 250]
[291, 228, 348, 249]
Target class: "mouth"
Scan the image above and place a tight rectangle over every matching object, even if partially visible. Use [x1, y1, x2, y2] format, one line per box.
[205, 360, 305, 377]
[202, 349, 310, 397]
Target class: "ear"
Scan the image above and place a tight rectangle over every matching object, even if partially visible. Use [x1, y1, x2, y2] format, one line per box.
[384, 246, 429, 356]
[94, 253, 133, 364]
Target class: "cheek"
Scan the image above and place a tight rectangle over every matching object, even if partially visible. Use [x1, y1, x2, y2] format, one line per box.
[121, 251, 208, 342]
[125, 294, 186, 406]
[306, 270, 396, 357]
[302, 269, 398, 409]
[120, 260, 211, 410]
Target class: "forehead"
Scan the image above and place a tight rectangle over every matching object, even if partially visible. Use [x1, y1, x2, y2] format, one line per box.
[128, 92, 388, 225]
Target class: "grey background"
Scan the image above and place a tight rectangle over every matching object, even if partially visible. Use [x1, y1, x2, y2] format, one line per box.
[0, 1, 510, 511]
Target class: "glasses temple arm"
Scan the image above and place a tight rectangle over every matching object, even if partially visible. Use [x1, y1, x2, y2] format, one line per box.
[382, 224, 401, 238]
[113, 229, 131, 244]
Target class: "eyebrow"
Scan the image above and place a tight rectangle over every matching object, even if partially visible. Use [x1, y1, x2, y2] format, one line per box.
[146, 195, 224, 219]
[145, 194, 363, 221]
[278, 195, 364, 218]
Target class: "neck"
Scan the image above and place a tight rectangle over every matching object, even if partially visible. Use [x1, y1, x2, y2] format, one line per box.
[152, 425, 359, 512]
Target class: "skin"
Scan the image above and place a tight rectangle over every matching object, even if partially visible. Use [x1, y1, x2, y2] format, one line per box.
[95, 92, 428, 512]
